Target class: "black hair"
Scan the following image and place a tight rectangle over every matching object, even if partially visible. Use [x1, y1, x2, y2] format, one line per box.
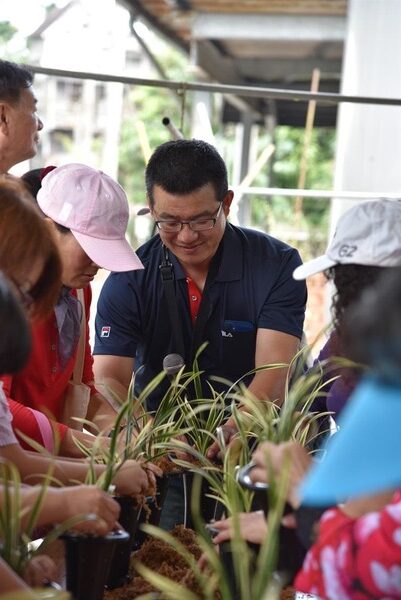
[345, 267, 401, 383]
[326, 264, 385, 346]
[21, 168, 43, 198]
[0, 271, 31, 375]
[145, 139, 228, 207]
[0, 60, 33, 104]
[21, 167, 70, 235]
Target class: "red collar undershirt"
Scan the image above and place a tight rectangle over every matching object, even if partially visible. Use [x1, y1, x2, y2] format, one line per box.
[186, 277, 202, 323]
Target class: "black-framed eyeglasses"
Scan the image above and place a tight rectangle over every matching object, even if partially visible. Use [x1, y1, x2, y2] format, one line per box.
[7, 275, 34, 310]
[155, 202, 224, 233]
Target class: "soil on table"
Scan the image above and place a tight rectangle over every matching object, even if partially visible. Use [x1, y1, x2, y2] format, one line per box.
[104, 525, 202, 599]
[104, 525, 296, 599]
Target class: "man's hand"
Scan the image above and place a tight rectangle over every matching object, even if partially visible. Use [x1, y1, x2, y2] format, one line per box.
[206, 421, 238, 460]
[250, 441, 312, 509]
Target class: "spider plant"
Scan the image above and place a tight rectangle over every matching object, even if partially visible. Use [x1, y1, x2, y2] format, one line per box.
[134, 456, 290, 600]
[0, 459, 95, 579]
[224, 348, 335, 451]
[75, 369, 187, 490]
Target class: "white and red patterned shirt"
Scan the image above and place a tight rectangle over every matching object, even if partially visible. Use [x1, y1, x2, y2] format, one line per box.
[295, 491, 401, 599]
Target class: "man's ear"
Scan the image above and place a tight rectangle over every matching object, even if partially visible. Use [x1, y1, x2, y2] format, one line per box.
[223, 190, 234, 215]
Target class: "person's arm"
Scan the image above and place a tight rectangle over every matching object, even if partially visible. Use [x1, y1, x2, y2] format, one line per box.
[0, 442, 152, 496]
[8, 397, 110, 459]
[207, 331, 300, 459]
[0, 557, 33, 596]
[85, 388, 120, 432]
[93, 355, 135, 409]
[0, 483, 121, 535]
[238, 328, 300, 404]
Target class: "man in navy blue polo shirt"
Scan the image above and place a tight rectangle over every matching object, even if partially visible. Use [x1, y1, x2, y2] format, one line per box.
[93, 139, 306, 524]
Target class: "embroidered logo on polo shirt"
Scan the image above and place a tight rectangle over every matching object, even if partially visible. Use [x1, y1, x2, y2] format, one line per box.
[221, 330, 233, 338]
[101, 326, 111, 338]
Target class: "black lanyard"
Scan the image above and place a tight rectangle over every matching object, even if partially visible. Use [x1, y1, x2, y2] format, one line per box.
[159, 244, 222, 366]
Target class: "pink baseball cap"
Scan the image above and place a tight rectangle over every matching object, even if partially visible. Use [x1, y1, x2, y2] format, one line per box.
[37, 163, 143, 272]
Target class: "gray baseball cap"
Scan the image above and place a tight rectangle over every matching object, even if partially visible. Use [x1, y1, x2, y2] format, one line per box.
[293, 199, 401, 280]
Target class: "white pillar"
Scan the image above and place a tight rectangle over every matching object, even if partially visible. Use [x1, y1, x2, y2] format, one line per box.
[331, 0, 401, 232]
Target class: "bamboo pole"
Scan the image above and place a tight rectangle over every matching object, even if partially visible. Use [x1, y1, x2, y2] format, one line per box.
[295, 68, 321, 223]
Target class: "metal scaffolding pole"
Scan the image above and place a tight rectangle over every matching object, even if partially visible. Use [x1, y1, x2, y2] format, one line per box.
[27, 65, 401, 108]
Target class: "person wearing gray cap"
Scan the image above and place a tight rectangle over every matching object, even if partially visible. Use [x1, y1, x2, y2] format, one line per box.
[294, 198, 401, 422]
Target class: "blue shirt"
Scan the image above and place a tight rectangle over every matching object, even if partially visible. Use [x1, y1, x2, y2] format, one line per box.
[94, 224, 306, 411]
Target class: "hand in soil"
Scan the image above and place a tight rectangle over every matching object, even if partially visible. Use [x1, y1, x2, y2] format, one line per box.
[142, 461, 163, 496]
[113, 459, 150, 497]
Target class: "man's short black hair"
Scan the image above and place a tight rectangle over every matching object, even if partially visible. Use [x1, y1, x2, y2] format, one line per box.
[145, 139, 228, 207]
[0, 60, 33, 104]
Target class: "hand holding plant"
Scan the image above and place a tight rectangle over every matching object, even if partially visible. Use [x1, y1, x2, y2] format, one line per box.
[22, 555, 57, 588]
[211, 511, 267, 546]
[110, 459, 157, 497]
[250, 441, 312, 509]
[206, 421, 238, 460]
[54, 485, 120, 535]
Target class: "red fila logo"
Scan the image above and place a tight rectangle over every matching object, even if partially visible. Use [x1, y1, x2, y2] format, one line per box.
[101, 326, 111, 338]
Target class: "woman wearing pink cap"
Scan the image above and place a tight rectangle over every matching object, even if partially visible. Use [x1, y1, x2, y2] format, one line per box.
[2, 163, 143, 457]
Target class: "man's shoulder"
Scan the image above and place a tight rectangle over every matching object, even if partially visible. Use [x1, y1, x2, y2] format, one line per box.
[231, 224, 299, 258]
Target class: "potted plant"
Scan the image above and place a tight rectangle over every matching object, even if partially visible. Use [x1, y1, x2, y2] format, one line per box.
[235, 352, 334, 583]
[0, 459, 92, 597]
[62, 397, 132, 596]
[76, 371, 187, 589]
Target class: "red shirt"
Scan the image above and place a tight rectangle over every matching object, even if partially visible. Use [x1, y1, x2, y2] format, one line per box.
[2, 286, 96, 448]
[295, 490, 401, 599]
[186, 277, 202, 323]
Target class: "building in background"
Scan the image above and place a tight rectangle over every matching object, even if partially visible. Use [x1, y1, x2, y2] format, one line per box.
[22, 0, 151, 179]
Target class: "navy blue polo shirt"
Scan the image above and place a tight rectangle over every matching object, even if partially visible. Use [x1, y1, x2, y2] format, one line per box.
[94, 224, 306, 411]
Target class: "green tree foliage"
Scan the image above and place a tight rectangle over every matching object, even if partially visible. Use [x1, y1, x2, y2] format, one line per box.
[117, 37, 335, 256]
[249, 126, 335, 257]
[118, 45, 191, 206]
[0, 21, 17, 44]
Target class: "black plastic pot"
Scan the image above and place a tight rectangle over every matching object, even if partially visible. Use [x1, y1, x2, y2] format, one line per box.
[219, 541, 240, 600]
[185, 470, 225, 528]
[62, 528, 129, 600]
[106, 497, 141, 589]
[133, 473, 173, 549]
[237, 461, 306, 582]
